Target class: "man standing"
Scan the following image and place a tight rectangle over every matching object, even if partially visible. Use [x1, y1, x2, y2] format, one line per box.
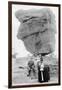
[37, 54, 44, 82]
[27, 57, 36, 78]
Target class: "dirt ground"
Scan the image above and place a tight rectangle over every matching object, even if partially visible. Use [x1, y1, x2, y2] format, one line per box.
[12, 57, 58, 86]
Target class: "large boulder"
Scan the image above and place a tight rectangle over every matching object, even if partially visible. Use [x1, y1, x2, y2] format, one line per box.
[15, 8, 56, 55]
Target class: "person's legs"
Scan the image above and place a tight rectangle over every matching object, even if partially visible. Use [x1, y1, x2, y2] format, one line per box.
[41, 71, 44, 82]
[33, 68, 36, 78]
[27, 69, 31, 76]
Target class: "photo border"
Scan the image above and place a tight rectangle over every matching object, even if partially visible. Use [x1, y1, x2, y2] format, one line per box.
[8, 1, 61, 88]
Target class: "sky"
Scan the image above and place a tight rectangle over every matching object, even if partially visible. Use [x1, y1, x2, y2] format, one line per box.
[12, 4, 58, 58]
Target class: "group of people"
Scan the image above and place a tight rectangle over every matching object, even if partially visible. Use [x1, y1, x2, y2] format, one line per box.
[27, 54, 50, 83]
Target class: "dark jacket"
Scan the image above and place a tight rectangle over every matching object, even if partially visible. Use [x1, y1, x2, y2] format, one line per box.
[37, 62, 50, 82]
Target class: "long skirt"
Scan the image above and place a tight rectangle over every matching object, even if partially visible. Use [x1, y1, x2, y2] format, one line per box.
[38, 66, 50, 82]
[43, 66, 50, 82]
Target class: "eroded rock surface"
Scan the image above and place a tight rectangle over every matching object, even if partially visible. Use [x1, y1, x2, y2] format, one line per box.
[15, 8, 56, 55]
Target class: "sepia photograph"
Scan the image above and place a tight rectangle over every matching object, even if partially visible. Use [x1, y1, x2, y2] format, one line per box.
[8, 1, 60, 88]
